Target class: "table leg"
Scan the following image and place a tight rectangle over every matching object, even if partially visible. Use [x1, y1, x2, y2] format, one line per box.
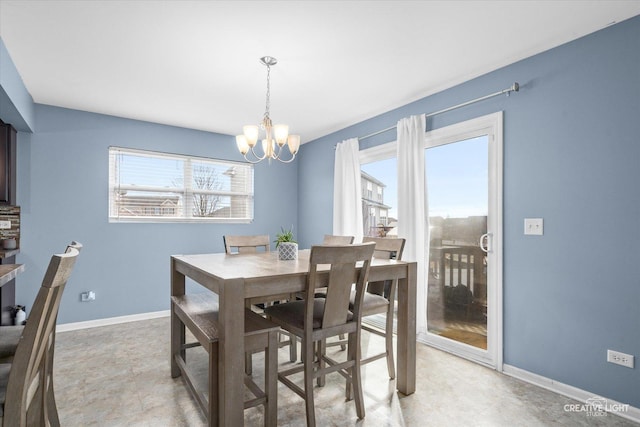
[218, 278, 245, 425]
[170, 258, 185, 378]
[396, 262, 417, 395]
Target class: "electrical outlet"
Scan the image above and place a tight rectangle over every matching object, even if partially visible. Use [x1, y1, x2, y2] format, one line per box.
[81, 291, 96, 302]
[0, 220, 11, 229]
[607, 349, 634, 368]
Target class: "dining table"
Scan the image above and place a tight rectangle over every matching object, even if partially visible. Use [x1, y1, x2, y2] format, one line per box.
[170, 249, 417, 426]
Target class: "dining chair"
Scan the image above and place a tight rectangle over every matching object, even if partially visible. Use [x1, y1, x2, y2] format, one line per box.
[323, 237, 405, 378]
[358, 236, 406, 379]
[0, 245, 80, 426]
[171, 293, 279, 427]
[223, 234, 298, 373]
[0, 241, 82, 427]
[264, 242, 376, 427]
[321, 234, 354, 245]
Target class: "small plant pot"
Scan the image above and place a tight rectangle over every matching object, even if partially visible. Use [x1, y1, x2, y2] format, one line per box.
[278, 242, 298, 260]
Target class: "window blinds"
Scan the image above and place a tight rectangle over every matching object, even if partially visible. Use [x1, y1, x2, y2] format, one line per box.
[108, 147, 254, 223]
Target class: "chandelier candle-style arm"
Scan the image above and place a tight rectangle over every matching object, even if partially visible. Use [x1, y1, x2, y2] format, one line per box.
[235, 56, 300, 164]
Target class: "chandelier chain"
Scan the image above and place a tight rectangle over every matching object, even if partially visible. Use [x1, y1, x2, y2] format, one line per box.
[264, 64, 271, 121]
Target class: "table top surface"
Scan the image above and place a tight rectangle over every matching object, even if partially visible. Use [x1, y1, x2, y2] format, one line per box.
[172, 249, 410, 281]
[0, 263, 24, 287]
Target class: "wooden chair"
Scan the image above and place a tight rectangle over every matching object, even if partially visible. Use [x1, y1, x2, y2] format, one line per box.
[324, 237, 405, 378]
[321, 234, 354, 245]
[264, 242, 375, 427]
[223, 235, 297, 372]
[358, 237, 405, 379]
[171, 293, 279, 427]
[223, 235, 270, 254]
[0, 245, 80, 426]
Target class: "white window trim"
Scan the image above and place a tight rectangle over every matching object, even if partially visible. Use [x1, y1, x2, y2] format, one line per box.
[108, 147, 254, 223]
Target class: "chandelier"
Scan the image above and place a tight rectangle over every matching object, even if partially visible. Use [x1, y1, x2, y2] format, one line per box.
[235, 56, 300, 164]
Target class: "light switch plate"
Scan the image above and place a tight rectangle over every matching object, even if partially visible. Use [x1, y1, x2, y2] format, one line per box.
[524, 218, 543, 235]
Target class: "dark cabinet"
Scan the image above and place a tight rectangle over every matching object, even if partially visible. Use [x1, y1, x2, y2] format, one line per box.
[0, 120, 17, 205]
[0, 120, 18, 325]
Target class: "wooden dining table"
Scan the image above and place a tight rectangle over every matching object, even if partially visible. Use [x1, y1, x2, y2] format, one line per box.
[170, 249, 417, 426]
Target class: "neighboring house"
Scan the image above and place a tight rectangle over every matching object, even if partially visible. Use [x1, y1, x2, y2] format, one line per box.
[115, 194, 179, 217]
[361, 171, 392, 237]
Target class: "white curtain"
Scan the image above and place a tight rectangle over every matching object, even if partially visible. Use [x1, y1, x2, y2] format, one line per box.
[333, 138, 364, 243]
[397, 114, 429, 335]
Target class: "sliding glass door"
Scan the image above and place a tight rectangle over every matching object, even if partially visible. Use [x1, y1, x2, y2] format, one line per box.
[426, 136, 488, 343]
[423, 113, 503, 368]
[358, 112, 503, 369]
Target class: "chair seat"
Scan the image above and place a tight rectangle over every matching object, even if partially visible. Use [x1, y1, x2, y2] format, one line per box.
[0, 326, 23, 361]
[349, 291, 389, 314]
[265, 299, 353, 330]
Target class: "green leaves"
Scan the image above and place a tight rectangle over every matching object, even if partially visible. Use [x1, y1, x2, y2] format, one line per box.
[274, 225, 296, 247]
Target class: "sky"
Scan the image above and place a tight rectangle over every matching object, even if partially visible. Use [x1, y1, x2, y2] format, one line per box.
[361, 135, 488, 219]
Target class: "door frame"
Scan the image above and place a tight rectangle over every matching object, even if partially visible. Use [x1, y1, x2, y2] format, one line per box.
[421, 111, 503, 370]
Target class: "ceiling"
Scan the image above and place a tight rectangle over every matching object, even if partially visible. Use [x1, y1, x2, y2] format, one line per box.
[1, 1, 639, 143]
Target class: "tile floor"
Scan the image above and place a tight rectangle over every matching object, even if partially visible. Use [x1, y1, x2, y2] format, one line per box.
[53, 317, 637, 426]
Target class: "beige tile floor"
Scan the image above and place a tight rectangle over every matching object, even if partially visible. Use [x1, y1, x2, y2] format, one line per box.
[52, 317, 637, 426]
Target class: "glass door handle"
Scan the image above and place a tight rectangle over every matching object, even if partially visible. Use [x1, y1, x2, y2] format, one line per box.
[480, 233, 492, 253]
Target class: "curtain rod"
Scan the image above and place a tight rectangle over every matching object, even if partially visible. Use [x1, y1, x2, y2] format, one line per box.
[357, 82, 519, 142]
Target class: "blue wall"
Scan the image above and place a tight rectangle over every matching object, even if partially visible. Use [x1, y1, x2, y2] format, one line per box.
[15, 104, 298, 324]
[298, 16, 640, 409]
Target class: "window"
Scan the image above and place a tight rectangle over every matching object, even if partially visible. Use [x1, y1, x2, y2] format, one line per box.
[360, 143, 397, 237]
[109, 147, 254, 223]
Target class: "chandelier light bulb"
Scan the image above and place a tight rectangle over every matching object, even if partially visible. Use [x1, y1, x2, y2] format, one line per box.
[287, 134, 301, 155]
[235, 135, 250, 155]
[274, 124, 289, 146]
[243, 125, 259, 147]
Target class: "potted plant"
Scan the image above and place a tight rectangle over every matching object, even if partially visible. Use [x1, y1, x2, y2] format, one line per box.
[275, 226, 298, 260]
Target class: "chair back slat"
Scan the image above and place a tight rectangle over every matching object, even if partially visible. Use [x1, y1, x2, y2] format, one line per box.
[322, 263, 355, 328]
[3, 247, 79, 426]
[306, 243, 375, 329]
[224, 235, 270, 254]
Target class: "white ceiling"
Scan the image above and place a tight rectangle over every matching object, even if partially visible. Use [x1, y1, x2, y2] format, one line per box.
[1, 1, 639, 142]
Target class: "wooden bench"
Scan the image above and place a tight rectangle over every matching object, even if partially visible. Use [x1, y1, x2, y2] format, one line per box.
[171, 293, 278, 427]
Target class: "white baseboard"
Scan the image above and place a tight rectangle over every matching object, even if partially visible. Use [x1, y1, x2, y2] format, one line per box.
[503, 364, 640, 424]
[56, 310, 170, 333]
